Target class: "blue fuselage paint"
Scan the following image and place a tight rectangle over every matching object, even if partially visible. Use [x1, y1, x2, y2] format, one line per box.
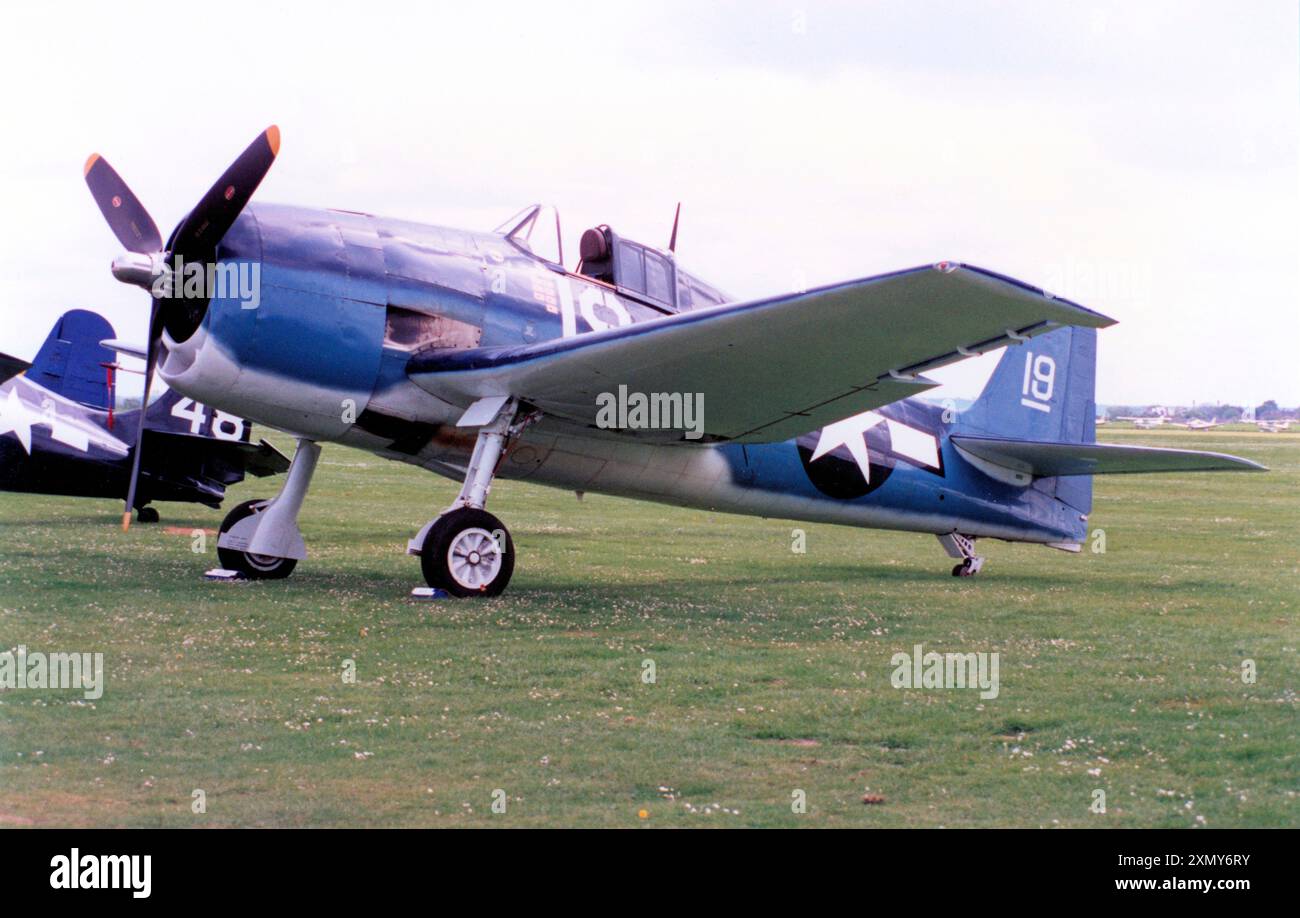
[157, 203, 1085, 547]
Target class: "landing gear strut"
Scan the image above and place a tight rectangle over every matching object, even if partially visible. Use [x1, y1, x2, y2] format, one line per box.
[216, 439, 320, 580]
[937, 532, 985, 578]
[217, 499, 298, 579]
[408, 397, 525, 597]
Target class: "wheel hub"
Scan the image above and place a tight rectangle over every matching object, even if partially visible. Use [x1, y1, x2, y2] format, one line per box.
[446, 527, 503, 591]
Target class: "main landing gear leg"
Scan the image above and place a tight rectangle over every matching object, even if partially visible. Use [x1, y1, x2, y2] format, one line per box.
[937, 532, 985, 578]
[216, 438, 321, 580]
[408, 398, 521, 597]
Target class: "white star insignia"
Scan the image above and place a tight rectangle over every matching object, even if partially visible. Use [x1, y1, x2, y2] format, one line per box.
[811, 410, 941, 481]
[0, 387, 34, 454]
[811, 411, 886, 481]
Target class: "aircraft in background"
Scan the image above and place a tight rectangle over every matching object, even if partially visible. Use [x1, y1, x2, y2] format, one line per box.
[80, 127, 1265, 593]
[0, 309, 288, 522]
[1257, 419, 1292, 433]
[1173, 418, 1222, 431]
[1116, 408, 1173, 429]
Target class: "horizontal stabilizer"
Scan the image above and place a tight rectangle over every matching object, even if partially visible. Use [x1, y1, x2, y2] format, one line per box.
[952, 435, 1267, 477]
[0, 351, 31, 384]
[100, 338, 148, 360]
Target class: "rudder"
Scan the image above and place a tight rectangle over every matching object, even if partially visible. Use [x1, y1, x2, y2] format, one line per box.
[956, 325, 1096, 514]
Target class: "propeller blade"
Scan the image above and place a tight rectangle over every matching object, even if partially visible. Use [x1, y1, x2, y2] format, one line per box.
[83, 154, 162, 254]
[121, 301, 163, 531]
[170, 125, 280, 260]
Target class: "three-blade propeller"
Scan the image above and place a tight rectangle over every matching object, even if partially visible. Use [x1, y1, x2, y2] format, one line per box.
[83, 126, 280, 530]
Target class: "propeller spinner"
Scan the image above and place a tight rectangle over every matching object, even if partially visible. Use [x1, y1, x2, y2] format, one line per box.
[83, 126, 280, 530]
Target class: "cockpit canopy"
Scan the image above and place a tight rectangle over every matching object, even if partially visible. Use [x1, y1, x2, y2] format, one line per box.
[495, 204, 564, 266]
[495, 204, 730, 314]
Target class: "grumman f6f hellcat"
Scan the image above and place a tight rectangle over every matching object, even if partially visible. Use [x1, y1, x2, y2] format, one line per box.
[78, 127, 1263, 595]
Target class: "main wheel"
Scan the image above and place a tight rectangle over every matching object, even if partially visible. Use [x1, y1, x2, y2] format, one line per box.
[216, 499, 298, 580]
[136, 506, 160, 524]
[420, 507, 514, 597]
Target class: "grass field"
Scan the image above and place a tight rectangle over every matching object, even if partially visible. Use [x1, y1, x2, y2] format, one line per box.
[0, 427, 1295, 827]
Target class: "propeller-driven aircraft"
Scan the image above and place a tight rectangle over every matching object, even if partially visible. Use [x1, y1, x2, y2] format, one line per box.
[1116, 408, 1174, 429]
[81, 127, 1265, 594]
[0, 309, 288, 520]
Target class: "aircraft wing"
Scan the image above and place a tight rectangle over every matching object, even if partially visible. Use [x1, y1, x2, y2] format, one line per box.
[0, 351, 32, 384]
[141, 430, 290, 499]
[951, 436, 1267, 476]
[408, 263, 1115, 443]
[228, 437, 293, 477]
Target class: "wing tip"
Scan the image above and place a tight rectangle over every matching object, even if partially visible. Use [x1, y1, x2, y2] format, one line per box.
[952, 263, 1118, 328]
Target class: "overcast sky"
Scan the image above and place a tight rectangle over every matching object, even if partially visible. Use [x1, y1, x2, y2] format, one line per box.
[1, 1, 1295, 406]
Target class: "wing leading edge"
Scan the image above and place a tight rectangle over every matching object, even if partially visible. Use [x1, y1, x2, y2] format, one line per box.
[408, 263, 1116, 443]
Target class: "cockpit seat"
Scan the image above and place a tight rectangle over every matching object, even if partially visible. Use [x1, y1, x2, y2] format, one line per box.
[580, 227, 608, 261]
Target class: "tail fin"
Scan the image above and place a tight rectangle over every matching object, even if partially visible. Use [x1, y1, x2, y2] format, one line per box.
[29, 309, 116, 411]
[956, 325, 1097, 513]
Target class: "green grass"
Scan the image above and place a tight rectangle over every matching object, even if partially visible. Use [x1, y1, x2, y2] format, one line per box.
[0, 427, 1295, 827]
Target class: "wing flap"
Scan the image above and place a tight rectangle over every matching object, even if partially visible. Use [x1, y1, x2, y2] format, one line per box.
[951, 435, 1267, 476]
[409, 263, 1114, 443]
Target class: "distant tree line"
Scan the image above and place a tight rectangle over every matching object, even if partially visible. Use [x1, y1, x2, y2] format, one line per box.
[1100, 400, 1296, 421]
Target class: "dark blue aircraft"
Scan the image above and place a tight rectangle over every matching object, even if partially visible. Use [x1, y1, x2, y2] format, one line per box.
[81, 127, 1263, 593]
[0, 308, 288, 522]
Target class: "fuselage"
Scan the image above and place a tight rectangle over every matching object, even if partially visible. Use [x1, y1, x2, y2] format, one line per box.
[0, 369, 259, 508]
[157, 203, 1086, 546]
[0, 374, 132, 498]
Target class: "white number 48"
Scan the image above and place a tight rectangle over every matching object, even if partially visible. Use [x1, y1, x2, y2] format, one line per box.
[171, 397, 244, 441]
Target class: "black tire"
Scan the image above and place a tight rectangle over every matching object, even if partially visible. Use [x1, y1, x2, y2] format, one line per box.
[136, 506, 160, 524]
[420, 507, 514, 597]
[216, 499, 298, 580]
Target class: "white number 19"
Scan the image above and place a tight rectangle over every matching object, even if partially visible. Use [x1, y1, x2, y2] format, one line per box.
[1020, 352, 1056, 413]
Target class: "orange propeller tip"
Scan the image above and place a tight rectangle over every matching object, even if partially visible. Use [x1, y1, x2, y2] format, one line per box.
[266, 125, 281, 156]
[121, 510, 132, 532]
[83, 153, 100, 176]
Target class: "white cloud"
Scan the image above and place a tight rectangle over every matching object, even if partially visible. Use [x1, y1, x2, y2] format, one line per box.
[0, 0, 1294, 406]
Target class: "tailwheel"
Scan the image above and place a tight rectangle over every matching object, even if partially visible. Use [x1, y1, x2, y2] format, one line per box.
[951, 556, 985, 578]
[217, 499, 298, 580]
[420, 507, 514, 597]
[135, 506, 160, 524]
[939, 533, 985, 578]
